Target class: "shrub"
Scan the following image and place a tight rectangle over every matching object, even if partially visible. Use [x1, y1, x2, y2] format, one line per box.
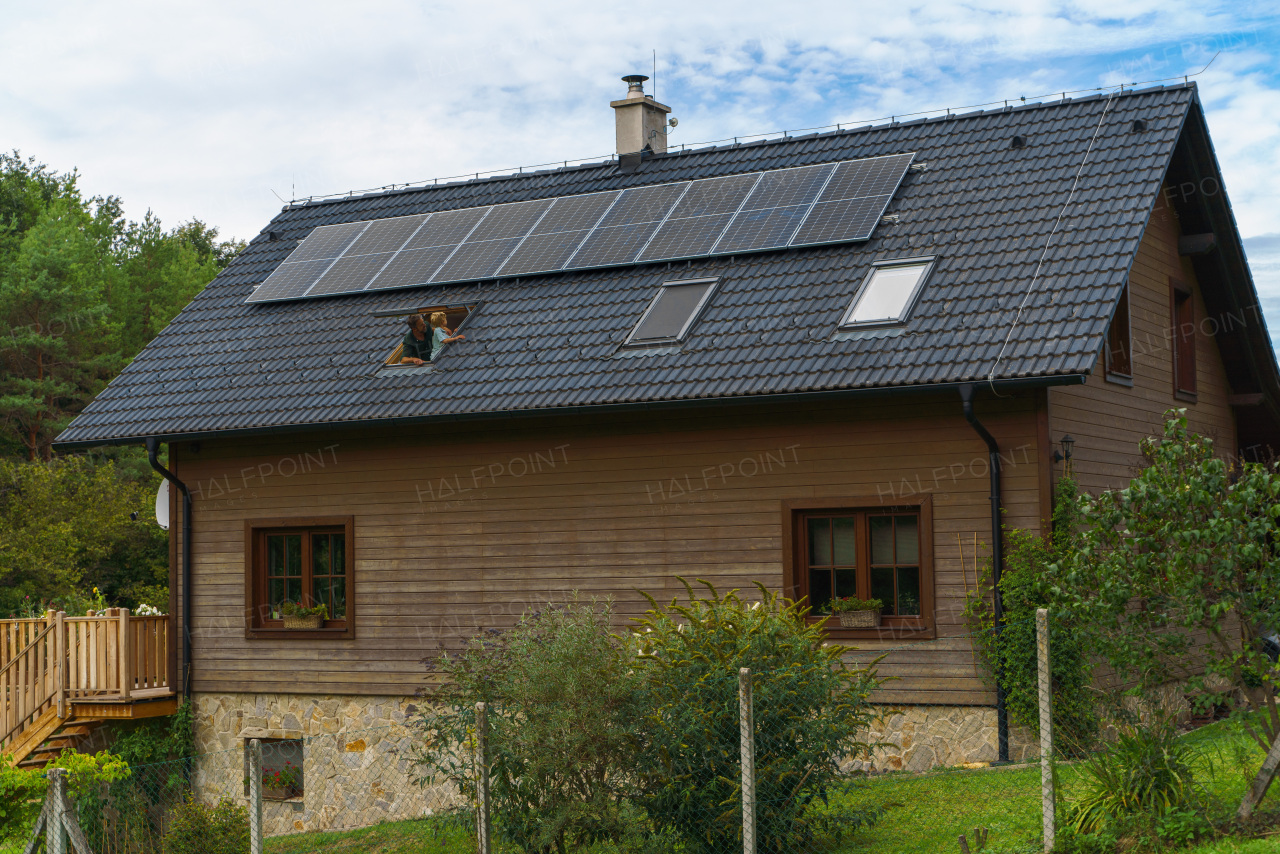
[965, 474, 1099, 755]
[0, 759, 46, 843]
[632, 580, 881, 854]
[412, 594, 646, 854]
[1065, 720, 1205, 846]
[163, 796, 249, 854]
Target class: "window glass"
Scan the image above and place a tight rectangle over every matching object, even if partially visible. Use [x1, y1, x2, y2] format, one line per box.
[807, 517, 832, 566]
[630, 281, 715, 344]
[869, 516, 894, 564]
[1106, 283, 1132, 378]
[246, 738, 305, 799]
[254, 523, 350, 631]
[833, 517, 857, 565]
[895, 517, 919, 564]
[842, 263, 928, 325]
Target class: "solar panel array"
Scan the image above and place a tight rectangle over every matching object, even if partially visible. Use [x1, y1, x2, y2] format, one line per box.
[248, 152, 916, 304]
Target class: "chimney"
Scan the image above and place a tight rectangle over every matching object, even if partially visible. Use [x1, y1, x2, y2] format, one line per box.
[611, 74, 673, 156]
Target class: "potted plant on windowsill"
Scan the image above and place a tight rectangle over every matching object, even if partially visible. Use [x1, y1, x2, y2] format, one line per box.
[280, 601, 328, 630]
[261, 762, 302, 800]
[827, 596, 884, 629]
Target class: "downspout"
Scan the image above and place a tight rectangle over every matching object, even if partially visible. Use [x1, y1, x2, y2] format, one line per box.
[959, 384, 1009, 763]
[147, 437, 192, 701]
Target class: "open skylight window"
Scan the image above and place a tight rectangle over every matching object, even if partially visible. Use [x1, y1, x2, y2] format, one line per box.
[840, 258, 934, 327]
[381, 304, 476, 367]
[625, 278, 718, 347]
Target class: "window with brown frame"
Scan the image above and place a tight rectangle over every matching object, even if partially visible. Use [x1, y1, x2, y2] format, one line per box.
[1171, 279, 1197, 399]
[1105, 282, 1132, 380]
[246, 517, 354, 638]
[784, 498, 933, 636]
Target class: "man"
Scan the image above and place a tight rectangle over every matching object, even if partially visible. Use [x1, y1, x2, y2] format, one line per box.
[400, 314, 433, 365]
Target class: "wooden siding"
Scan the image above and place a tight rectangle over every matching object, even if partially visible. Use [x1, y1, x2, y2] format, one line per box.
[170, 393, 1046, 706]
[1048, 194, 1238, 494]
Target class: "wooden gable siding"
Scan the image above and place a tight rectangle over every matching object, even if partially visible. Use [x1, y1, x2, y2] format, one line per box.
[168, 392, 1045, 706]
[1048, 195, 1238, 495]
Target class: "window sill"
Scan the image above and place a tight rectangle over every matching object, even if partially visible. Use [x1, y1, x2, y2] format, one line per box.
[809, 617, 934, 640]
[1175, 389, 1198, 404]
[246, 626, 352, 640]
[1104, 372, 1134, 387]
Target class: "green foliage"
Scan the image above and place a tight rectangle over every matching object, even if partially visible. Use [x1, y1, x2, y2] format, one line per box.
[1059, 412, 1280, 754]
[965, 475, 1099, 754]
[828, 595, 883, 614]
[112, 700, 196, 768]
[280, 600, 328, 619]
[413, 594, 646, 854]
[0, 151, 241, 459]
[1065, 722, 1207, 850]
[0, 455, 167, 615]
[163, 796, 250, 854]
[0, 758, 46, 842]
[632, 580, 882, 854]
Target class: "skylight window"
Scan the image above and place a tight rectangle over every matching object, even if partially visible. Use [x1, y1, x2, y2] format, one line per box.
[840, 258, 933, 327]
[625, 278, 718, 347]
[382, 304, 475, 367]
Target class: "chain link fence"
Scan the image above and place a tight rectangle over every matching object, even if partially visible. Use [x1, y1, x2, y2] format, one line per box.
[23, 615, 1074, 854]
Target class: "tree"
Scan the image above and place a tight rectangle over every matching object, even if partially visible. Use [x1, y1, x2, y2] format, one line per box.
[1059, 412, 1280, 816]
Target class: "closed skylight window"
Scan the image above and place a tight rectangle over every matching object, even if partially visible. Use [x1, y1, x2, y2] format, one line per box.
[626, 278, 718, 347]
[841, 259, 934, 327]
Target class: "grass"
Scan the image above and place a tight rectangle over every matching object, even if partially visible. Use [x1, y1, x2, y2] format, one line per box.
[265, 816, 473, 853]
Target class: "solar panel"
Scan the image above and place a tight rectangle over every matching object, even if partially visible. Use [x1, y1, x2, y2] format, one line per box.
[345, 214, 428, 256]
[308, 253, 395, 296]
[367, 245, 457, 290]
[287, 221, 368, 262]
[246, 153, 914, 304]
[251, 258, 337, 301]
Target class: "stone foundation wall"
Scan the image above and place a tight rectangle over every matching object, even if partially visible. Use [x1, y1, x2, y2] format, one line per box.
[863, 705, 1037, 772]
[192, 693, 453, 836]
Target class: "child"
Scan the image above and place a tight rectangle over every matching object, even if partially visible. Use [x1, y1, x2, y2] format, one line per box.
[429, 312, 465, 359]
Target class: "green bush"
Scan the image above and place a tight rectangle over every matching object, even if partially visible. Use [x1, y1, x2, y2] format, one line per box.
[965, 475, 1099, 755]
[163, 796, 249, 854]
[1065, 721, 1206, 848]
[632, 580, 881, 854]
[0, 759, 46, 843]
[412, 594, 646, 854]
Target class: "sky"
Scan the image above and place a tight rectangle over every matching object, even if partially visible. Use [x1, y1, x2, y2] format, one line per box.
[3, 0, 1279, 349]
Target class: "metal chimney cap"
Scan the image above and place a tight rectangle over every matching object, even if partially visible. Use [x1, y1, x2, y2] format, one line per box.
[622, 74, 650, 84]
[622, 74, 649, 94]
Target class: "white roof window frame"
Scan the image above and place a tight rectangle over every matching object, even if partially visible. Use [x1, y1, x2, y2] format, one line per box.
[623, 277, 720, 348]
[839, 256, 936, 329]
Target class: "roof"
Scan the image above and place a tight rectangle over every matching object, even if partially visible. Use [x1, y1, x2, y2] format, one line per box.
[55, 83, 1265, 448]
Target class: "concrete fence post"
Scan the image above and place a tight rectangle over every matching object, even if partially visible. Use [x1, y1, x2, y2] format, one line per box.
[1037, 608, 1055, 852]
[249, 738, 264, 854]
[46, 768, 66, 854]
[740, 667, 756, 854]
[476, 702, 491, 854]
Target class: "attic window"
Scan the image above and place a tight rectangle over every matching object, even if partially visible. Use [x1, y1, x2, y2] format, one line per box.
[840, 258, 933, 328]
[384, 304, 474, 366]
[625, 278, 718, 347]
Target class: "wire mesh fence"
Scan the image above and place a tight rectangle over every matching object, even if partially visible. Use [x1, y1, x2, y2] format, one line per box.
[25, 615, 1083, 854]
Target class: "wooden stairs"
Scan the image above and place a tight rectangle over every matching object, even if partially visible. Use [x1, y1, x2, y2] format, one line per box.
[2, 609, 176, 768]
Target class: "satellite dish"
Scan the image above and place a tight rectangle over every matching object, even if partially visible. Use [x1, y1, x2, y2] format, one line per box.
[155, 480, 171, 530]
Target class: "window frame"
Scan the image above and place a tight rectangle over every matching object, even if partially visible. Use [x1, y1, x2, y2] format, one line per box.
[1170, 277, 1197, 401]
[244, 737, 305, 801]
[244, 516, 355, 640]
[1104, 281, 1133, 384]
[839, 256, 935, 329]
[781, 495, 934, 639]
[622, 277, 719, 348]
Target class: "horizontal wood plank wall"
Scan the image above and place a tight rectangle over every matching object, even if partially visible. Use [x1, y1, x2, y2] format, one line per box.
[171, 392, 1044, 706]
[1048, 197, 1238, 496]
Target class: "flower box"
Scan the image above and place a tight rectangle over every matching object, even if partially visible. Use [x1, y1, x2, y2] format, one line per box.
[838, 610, 881, 629]
[263, 785, 299, 801]
[282, 614, 323, 630]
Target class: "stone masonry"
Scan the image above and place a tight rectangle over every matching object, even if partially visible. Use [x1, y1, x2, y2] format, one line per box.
[862, 705, 1037, 772]
[191, 693, 454, 837]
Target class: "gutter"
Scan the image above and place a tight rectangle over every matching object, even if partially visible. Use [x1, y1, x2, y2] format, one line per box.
[959, 383, 1010, 763]
[54, 374, 1087, 452]
[146, 437, 193, 701]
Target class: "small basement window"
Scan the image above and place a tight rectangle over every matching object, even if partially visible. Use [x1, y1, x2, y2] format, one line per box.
[383, 304, 475, 366]
[625, 278, 718, 347]
[244, 737, 304, 800]
[840, 258, 933, 327]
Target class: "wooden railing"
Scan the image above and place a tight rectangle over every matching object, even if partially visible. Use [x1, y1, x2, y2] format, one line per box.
[1, 610, 172, 753]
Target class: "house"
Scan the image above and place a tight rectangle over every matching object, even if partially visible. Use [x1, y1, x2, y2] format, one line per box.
[39, 77, 1280, 826]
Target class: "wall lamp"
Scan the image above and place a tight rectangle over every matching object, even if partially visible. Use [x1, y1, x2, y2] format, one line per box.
[1052, 434, 1075, 465]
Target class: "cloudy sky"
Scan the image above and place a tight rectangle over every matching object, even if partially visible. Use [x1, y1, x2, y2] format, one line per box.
[3, 1, 1278, 348]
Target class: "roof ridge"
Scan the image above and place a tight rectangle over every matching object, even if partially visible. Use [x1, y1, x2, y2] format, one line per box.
[282, 82, 1196, 212]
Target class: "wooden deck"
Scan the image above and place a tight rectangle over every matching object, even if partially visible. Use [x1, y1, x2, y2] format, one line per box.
[1, 610, 176, 767]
